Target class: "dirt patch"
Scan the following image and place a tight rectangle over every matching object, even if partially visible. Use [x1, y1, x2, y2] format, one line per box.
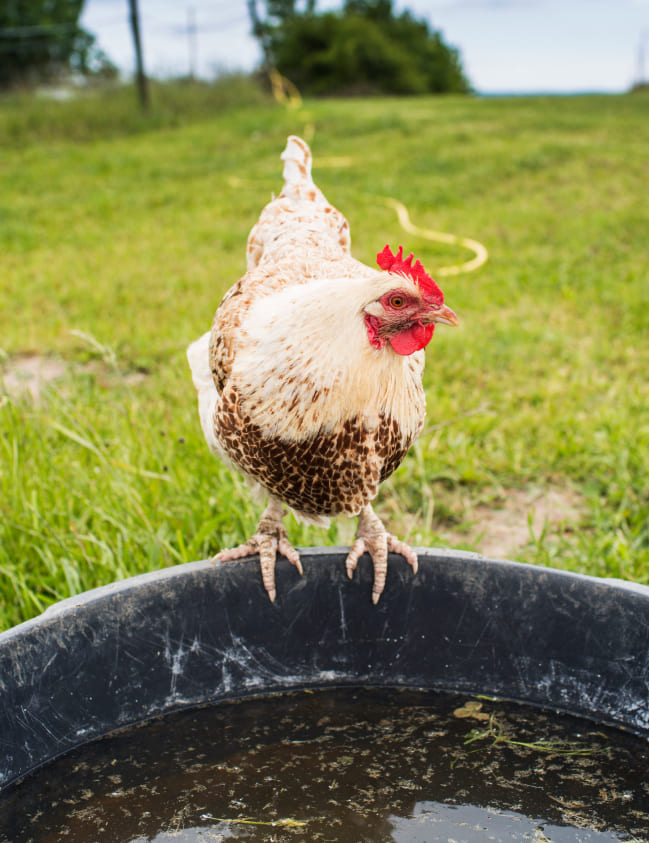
[1, 355, 68, 402]
[1, 354, 147, 402]
[442, 486, 584, 560]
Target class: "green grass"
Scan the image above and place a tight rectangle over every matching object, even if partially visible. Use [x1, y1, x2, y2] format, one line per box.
[1, 82, 648, 629]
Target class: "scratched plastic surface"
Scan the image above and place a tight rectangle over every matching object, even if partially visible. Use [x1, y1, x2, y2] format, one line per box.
[2, 688, 648, 842]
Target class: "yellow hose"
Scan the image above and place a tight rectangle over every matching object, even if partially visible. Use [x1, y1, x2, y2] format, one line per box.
[384, 197, 488, 276]
[268, 68, 302, 110]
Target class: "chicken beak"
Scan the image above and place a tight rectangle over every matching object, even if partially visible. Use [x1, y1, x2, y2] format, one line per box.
[426, 304, 459, 327]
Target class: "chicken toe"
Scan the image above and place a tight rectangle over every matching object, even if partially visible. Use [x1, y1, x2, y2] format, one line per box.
[214, 498, 302, 602]
[346, 505, 418, 604]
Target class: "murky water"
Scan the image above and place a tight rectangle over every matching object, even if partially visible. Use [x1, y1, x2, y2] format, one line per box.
[2, 688, 648, 842]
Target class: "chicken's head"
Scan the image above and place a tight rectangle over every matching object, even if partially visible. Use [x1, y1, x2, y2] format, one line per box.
[364, 245, 458, 356]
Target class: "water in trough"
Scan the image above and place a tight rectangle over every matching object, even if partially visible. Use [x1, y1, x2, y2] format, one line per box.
[2, 688, 647, 842]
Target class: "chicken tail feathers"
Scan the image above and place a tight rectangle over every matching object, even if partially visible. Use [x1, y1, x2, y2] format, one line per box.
[280, 135, 314, 198]
[187, 331, 213, 393]
[246, 134, 350, 269]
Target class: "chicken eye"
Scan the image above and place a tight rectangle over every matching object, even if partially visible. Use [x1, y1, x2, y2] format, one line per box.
[390, 295, 405, 309]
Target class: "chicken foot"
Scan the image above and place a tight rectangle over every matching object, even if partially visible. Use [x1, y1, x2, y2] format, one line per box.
[345, 504, 418, 604]
[213, 497, 302, 602]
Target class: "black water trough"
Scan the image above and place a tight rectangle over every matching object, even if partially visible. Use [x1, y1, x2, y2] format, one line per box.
[1, 548, 649, 793]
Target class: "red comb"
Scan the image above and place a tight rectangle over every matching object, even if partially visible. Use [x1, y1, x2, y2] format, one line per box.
[377, 245, 443, 305]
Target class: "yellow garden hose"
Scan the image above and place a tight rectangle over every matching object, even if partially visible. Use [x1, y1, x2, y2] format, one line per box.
[268, 68, 303, 110]
[384, 197, 488, 277]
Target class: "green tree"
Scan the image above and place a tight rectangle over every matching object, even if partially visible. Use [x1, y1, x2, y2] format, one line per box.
[247, 0, 316, 66]
[0, 0, 115, 88]
[250, 0, 471, 95]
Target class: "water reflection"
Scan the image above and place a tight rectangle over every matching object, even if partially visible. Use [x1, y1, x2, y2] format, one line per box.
[390, 802, 630, 842]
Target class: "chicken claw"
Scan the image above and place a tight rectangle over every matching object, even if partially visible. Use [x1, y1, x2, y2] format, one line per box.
[346, 505, 418, 604]
[214, 498, 302, 602]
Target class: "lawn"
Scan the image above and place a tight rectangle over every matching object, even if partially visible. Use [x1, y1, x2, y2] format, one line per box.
[1, 81, 648, 629]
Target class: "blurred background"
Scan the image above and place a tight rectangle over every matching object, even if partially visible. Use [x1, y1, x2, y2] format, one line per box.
[2, 0, 648, 95]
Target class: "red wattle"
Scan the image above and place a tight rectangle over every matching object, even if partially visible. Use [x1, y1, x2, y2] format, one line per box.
[388, 322, 434, 356]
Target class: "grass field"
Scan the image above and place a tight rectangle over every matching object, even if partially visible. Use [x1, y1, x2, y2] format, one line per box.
[1, 81, 648, 629]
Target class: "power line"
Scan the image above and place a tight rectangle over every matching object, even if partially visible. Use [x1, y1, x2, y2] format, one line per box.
[145, 11, 249, 34]
[0, 24, 81, 56]
[0, 24, 78, 38]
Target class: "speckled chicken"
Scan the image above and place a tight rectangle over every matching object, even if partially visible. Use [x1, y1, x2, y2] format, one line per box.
[187, 136, 458, 603]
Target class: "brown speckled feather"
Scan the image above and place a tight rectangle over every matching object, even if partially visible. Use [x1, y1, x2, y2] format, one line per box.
[216, 382, 416, 518]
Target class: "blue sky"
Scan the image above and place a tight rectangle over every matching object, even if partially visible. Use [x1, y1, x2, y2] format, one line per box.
[81, 0, 649, 94]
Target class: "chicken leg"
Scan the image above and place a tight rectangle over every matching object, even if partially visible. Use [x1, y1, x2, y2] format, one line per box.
[214, 496, 302, 602]
[345, 505, 418, 604]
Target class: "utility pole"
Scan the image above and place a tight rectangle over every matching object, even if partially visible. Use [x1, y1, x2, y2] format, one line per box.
[636, 31, 647, 87]
[128, 0, 149, 110]
[187, 7, 198, 80]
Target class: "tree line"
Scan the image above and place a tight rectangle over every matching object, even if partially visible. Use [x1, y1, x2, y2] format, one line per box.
[0, 0, 115, 87]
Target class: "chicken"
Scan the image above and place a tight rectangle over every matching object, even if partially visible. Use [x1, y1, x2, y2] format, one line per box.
[187, 135, 458, 604]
